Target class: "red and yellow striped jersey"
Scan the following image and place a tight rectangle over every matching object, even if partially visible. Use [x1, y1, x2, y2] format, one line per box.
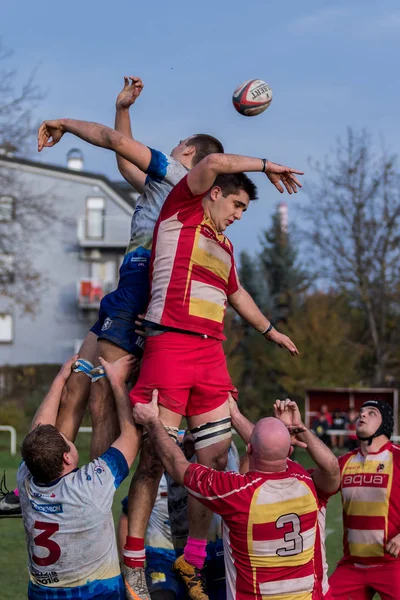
[338, 441, 400, 565]
[145, 175, 240, 339]
[184, 460, 319, 599]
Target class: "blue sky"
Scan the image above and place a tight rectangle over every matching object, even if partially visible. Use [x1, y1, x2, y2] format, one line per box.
[3, 0, 400, 255]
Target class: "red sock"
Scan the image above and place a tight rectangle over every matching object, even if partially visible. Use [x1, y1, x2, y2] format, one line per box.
[184, 537, 207, 570]
[123, 536, 145, 569]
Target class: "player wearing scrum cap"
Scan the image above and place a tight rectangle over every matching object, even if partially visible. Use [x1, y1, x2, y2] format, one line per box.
[329, 399, 400, 599]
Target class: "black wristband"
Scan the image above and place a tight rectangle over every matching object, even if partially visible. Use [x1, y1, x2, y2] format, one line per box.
[261, 158, 267, 173]
[262, 323, 273, 335]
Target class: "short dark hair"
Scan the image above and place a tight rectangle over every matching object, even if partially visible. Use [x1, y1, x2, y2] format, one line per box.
[21, 424, 70, 483]
[213, 172, 258, 201]
[187, 134, 224, 166]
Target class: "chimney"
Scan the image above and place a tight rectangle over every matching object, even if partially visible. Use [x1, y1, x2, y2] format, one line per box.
[278, 202, 288, 234]
[67, 148, 84, 171]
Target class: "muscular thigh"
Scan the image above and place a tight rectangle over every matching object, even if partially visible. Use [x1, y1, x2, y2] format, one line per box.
[188, 401, 231, 470]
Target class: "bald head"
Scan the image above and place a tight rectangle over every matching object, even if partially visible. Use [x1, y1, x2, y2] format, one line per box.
[248, 418, 291, 472]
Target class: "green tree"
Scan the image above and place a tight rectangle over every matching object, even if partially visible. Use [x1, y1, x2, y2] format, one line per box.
[304, 128, 400, 385]
[259, 203, 309, 323]
[274, 292, 363, 399]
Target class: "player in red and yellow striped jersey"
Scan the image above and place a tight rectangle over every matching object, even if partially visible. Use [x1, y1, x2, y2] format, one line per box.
[329, 400, 400, 599]
[133, 391, 331, 600]
[230, 397, 339, 600]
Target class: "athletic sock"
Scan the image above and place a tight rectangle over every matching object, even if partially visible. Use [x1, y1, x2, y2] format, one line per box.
[184, 537, 207, 570]
[123, 536, 145, 569]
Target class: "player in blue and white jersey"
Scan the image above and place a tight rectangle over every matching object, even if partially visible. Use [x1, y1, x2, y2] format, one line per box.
[18, 353, 141, 600]
[38, 77, 224, 462]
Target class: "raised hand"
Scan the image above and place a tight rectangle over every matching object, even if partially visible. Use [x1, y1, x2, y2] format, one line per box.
[38, 120, 65, 152]
[264, 160, 304, 194]
[116, 76, 144, 110]
[274, 399, 307, 448]
[265, 328, 299, 356]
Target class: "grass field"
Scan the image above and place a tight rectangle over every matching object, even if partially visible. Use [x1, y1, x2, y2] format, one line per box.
[0, 433, 378, 599]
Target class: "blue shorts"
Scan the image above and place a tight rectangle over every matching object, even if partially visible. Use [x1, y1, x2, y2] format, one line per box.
[145, 547, 181, 597]
[91, 248, 150, 358]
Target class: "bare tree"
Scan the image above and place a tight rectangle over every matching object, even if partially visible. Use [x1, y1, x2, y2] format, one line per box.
[303, 128, 400, 385]
[0, 40, 59, 314]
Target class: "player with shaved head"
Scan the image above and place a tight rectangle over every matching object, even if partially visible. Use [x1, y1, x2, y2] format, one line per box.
[132, 392, 324, 600]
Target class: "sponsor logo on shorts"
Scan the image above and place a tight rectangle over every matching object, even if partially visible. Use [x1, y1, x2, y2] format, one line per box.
[134, 204, 143, 214]
[101, 317, 113, 331]
[135, 336, 145, 349]
[30, 500, 63, 514]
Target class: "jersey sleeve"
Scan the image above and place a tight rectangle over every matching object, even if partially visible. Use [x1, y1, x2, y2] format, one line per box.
[183, 463, 248, 517]
[160, 175, 206, 219]
[78, 448, 129, 513]
[146, 148, 187, 185]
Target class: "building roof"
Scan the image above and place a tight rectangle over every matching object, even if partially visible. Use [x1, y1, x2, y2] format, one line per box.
[0, 153, 138, 209]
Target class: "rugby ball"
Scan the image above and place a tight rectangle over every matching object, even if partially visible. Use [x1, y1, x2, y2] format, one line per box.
[232, 79, 273, 117]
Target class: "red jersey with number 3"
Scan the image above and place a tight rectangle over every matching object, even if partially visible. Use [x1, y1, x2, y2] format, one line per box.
[145, 175, 240, 339]
[184, 459, 319, 599]
[338, 441, 400, 565]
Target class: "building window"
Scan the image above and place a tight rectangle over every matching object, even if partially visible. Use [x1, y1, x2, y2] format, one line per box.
[0, 314, 13, 343]
[86, 197, 105, 239]
[0, 254, 15, 283]
[0, 196, 15, 222]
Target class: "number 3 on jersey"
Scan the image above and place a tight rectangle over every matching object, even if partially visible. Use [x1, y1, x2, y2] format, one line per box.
[33, 520, 61, 566]
[276, 513, 304, 556]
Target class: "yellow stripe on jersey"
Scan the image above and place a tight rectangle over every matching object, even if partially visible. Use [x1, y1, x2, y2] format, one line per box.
[247, 480, 317, 570]
[343, 500, 390, 517]
[348, 542, 384, 558]
[261, 593, 312, 600]
[189, 296, 225, 322]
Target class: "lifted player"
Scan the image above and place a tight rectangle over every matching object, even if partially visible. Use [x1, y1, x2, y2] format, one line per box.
[38, 77, 224, 459]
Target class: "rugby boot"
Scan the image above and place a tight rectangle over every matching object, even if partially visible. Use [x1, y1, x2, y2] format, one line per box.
[122, 564, 150, 600]
[173, 554, 209, 600]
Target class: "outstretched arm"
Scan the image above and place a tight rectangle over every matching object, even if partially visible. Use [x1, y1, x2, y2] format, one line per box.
[114, 76, 147, 194]
[30, 355, 78, 431]
[38, 118, 152, 173]
[98, 355, 141, 468]
[187, 153, 303, 196]
[133, 391, 190, 485]
[228, 286, 299, 355]
[274, 399, 340, 494]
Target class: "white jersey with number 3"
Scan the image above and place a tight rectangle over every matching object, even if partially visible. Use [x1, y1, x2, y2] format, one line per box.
[17, 448, 128, 597]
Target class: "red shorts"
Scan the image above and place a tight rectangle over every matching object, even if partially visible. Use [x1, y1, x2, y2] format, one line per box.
[329, 560, 400, 599]
[129, 332, 237, 417]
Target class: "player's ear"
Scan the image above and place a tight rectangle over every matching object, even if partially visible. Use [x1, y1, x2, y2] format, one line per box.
[210, 185, 222, 202]
[183, 143, 196, 157]
[63, 451, 72, 466]
[247, 442, 253, 456]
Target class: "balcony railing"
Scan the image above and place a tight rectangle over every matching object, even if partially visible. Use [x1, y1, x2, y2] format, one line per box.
[78, 278, 116, 309]
[77, 215, 130, 248]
